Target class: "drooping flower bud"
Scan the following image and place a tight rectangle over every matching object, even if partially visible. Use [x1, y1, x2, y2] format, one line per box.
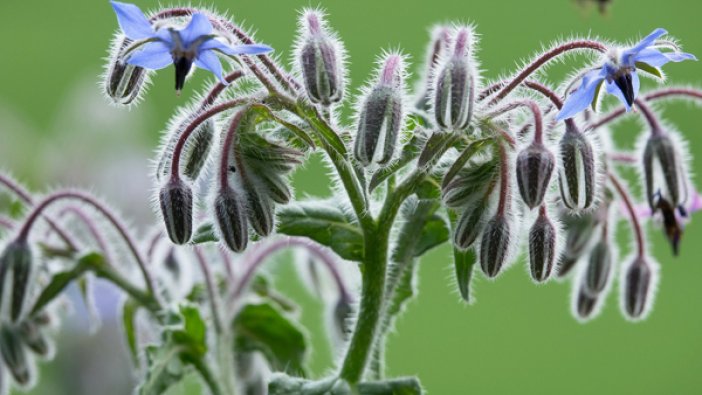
[245, 186, 275, 237]
[479, 214, 511, 278]
[20, 321, 50, 357]
[104, 36, 148, 105]
[642, 132, 684, 212]
[0, 327, 31, 385]
[214, 187, 249, 252]
[621, 256, 656, 320]
[574, 286, 599, 321]
[528, 209, 556, 282]
[433, 27, 476, 131]
[354, 54, 405, 166]
[0, 239, 33, 322]
[558, 121, 597, 210]
[159, 178, 193, 245]
[297, 10, 345, 106]
[584, 241, 612, 296]
[183, 119, 216, 180]
[516, 142, 555, 209]
[453, 200, 488, 250]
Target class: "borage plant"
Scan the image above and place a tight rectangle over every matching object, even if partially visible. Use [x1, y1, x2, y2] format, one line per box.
[1, 1, 701, 394]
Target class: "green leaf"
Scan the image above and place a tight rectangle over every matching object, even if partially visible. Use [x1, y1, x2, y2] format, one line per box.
[122, 299, 140, 365]
[417, 131, 457, 169]
[358, 377, 423, 395]
[369, 131, 425, 192]
[233, 301, 308, 377]
[635, 62, 664, 79]
[413, 214, 449, 258]
[449, 210, 477, 303]
[277, 200, 364, 261]
[138, 344, 187, 395]
[441, 138, 493, 189]
[172, 304, 207, 358]
[190, 223, 218, 244]
[30, 253, 102, 314]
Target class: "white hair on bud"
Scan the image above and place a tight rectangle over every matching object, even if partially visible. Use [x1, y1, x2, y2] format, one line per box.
[619, 254, 660, 322]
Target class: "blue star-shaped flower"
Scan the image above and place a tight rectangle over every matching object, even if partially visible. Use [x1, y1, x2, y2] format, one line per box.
[111, 1, 273, 92]
[556, 28, 696, 120]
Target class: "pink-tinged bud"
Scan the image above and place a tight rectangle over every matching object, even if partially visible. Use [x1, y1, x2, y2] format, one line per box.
[583, 241, 612, 296]
[0, 239, 33, 322]
[0, 327, 31, 385]
[558, 123, 597, 210]
[354, 54, 405, 166]
[516, 142, 555, 209]
[479, 214, 511, 278]
[622, 256, 656, 320]
[214, 187, 249, 252]
[433, 28, 476, 131]
[642, 132, 684, 212]
[159, 178, 193, 245]
[105, 36, 148, 105]
[528, 210, 556, 282]
[298, 11, 345, 105]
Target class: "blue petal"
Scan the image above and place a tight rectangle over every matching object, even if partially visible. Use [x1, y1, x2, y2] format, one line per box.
[202, 42, 273, 56]
[632, 71, 640, 100]
[111, 1, 154, 40]
[621, 28, 668, 65]
[634, 48, 697, 67]
[556, 69, 606, 120]
[194, 49, 226, 84]
[180, 13, 213, 46]
[126, 41, 172, 70]
[605, 78, 631, 111]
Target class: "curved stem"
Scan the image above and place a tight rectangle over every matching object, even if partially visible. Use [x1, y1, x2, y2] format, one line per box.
[479, 80, 564, 109]
[57, 206, 113, 264]
[16, 191, 159, 299]
[194, 246, 224, 334]
[608, 173, 646, 258]
[0, 174, 77, 250]
[486, 40, 607, 105]
[218, 106, 252, 190]
[634, 99, 663, 135]
[589, 87, 702, 130]
[484, 99, 544, 144]
[496, 144, 511, 215]
[0, 216, 13, 230]
[201, 70, 245, 108]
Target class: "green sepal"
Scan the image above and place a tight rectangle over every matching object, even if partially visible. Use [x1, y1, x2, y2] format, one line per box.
[636, 62, 664, 79]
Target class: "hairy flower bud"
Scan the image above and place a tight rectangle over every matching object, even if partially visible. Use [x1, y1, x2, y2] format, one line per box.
[298, 11, 344, 106]
[183, 119, 216, 180]
[159, 178, 193, 245]
[575, 286, 599, 320]
[479, 214, 511, 278]
[557, 209, 601, 277]
[0, 240, 33, 322]
[622, 256, 655, 320]
[453, 200, 488, 250]
[20, 322, 50, 357]
[558, 122, 596, 210]
[584, 241, 612, 296]
[104, 36, 148, 105]
[214, 187, 249, 252]
[0, 327, 31, 385]
[433, 28, 476, 131]
[516, 142, 555, 209]
[643, 132, 684, 211]
[245, 187, 275, 237]
[354, 54, 405, 166]
[529, 209, 556, 282]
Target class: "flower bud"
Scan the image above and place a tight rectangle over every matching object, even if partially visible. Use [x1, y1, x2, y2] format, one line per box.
[558, 122, 596, 210]
[453, 200, 488, 250]
[104, 36, 148, 105]
[0, 327, 31, 385]
[332, 295, 354, 343]
[584, 241, 611, 296]
[574, 286, 599, 320]
[163, 248, 181, 281]
[20, 322, 50, 357]
[159, 178, 193, 245]
[622, 256, 655, 320]
[557, 210, 600, 277]
[183, 119, 216, 180]
[433, 28, 476, 131]
[528, 209, 556, 282]
[354, 54, 405, 166]
[0, 240, 33, 322]
[214, 187, 249, 252]
[643, 132, 684, 211]
[479, 214, 511, 278]
[298, 11, 344, 106]
[516, 142, 555, 209]
[245, 187, 275, 237]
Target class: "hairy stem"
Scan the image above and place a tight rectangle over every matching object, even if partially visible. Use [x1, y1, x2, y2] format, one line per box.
[608, 173, 646, 258]
[194, 246, 224, 334]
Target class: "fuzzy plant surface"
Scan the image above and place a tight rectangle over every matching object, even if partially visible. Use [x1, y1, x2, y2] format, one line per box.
[0, 1, 701, 394]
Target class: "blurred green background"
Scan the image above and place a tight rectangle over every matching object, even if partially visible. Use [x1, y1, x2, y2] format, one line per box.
[1, 0, 701, 394]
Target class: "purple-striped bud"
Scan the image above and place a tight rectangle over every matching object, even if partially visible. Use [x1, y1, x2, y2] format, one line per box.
[643, 132, 684, 212]
[104, 36, 148, 105]
[159, 178, 193, 245]
[214, 187, 249, 252]
[584, 241, 612, 296]
[20, 321, 50, 357]
[0, 240, 33, 322]
[479, 214, 511, 278]
[0, 327, 31, 385]
[516, 142, 555, 209]
[183, 119, 216, 180]
[574, 286, 599, 320]
[453, 200, 488, 250]
[433, 28, 476, 131]
[354, 54, 405, 166]
[558, 122, 597, 210]
[298, 11, 344, 105]
[622, 256, 655, 320]
[245, 187, 275, 237]
[528, 209, 556, 282]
